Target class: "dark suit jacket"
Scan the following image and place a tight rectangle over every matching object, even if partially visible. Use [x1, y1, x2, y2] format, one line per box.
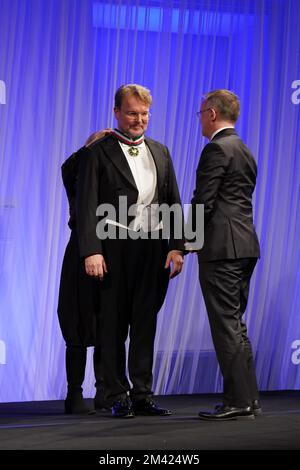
[58, 152, 100, 347]
[76, 134, 185, 258]
[61, 151, 79, 230]
[191, 128, 260, 262]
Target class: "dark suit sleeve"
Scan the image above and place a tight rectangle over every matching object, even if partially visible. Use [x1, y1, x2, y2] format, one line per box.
[61, 151, 80, 199]
[191, 143, 229, 225]
[76, 145, 103, 258]
[164, 146, 185, 252]
[61, 148, 90, 229]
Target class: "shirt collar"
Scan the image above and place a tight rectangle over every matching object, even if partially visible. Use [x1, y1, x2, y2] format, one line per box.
[210, 126, 235, 141]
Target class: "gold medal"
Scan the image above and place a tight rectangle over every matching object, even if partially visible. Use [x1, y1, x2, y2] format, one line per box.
[128, 147, 139, 157]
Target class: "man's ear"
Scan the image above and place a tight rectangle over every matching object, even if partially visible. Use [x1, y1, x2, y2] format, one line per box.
[211, 108, 217, 121]
[114, 107, 120, 119]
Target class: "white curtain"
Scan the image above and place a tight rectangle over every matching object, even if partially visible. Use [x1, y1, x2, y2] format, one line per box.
[0, 0, 299, 401]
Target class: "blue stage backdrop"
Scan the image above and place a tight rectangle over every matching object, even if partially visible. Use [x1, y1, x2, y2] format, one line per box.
[0, 0, 299, 401]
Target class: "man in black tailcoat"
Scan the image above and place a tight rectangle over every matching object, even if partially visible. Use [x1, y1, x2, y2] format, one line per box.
[76, 84, 184, 418]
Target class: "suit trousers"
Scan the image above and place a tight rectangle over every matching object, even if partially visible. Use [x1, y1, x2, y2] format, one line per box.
[99, 232, 169, 404]
[199, 257, 259, 408]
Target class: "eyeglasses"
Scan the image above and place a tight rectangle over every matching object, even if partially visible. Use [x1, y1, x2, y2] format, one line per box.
[196, 108, 211, 118]
[125, 111, 151, 120]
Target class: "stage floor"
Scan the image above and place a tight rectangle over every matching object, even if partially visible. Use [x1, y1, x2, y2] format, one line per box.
[0, 391, 300, 451]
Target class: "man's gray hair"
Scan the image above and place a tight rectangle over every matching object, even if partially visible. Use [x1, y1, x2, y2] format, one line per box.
[204, 89, 240, 122]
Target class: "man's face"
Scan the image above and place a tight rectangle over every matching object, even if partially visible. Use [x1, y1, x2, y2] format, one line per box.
[199, 100, 213, 138]
[114, 94, 150, 138]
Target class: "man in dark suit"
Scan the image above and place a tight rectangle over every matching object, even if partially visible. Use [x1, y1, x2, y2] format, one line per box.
[191, 90, 261, 421]
[76, 84, 184, 418]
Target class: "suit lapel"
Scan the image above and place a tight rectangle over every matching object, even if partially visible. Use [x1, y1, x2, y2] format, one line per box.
[103, 136, 137, 189]
[102, 135, 165, 194]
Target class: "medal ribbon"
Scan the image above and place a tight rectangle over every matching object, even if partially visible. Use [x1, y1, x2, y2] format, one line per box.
[111, 128, 144, 146]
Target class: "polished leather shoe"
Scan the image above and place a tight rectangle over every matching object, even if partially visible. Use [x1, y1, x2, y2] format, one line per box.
[111, 399, 135, 418]
[198, 405, 254, 421]
[215, 400, 262, 416]
[132, 398, 172, 416]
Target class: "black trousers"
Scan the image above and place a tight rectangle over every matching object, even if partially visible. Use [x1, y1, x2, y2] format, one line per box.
[199, 257, 259, 408]
[65, 344, 103, 394]
[99, 234, 169, 404]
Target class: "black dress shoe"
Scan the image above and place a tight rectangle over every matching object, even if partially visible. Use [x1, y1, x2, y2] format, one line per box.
[198, 405, 254, 421]
[64, 393, 96, 415]
[132, 398, 172, 416]
[111, 399, 135, 418]
[215, 400, 262, 416]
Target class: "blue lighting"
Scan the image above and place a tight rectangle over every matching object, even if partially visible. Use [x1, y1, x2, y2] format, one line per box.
[93, 2, 254, 35]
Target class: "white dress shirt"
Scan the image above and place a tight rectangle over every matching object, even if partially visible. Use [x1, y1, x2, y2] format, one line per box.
[106, 141, 162, 232]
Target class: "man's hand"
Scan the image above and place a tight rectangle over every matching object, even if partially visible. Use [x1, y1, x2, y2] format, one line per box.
[165, 250, 184, 279]
[85, 128, 112, 147]
[85, 254, 108, 280]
